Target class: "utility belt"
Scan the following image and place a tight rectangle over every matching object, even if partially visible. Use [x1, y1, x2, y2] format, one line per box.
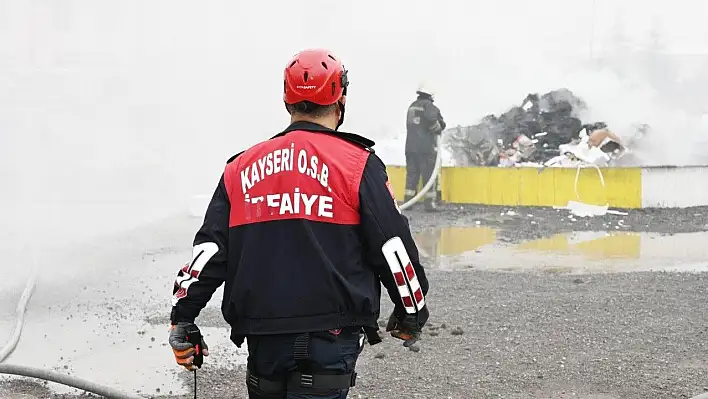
[246, 326, 381, 395]
[246, 369, 357, 395]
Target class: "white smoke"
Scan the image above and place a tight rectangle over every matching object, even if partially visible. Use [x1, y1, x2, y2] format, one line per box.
[0, 0, 707, 285]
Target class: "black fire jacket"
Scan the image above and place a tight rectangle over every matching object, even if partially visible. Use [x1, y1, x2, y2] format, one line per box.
[170, 121, 429, 344]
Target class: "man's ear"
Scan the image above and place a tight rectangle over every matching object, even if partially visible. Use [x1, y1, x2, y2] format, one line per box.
[339, 95, 347, 106]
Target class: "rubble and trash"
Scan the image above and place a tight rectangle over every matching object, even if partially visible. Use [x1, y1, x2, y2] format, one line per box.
[443, 88, 650, 168]
[544, 126, 629, 168]
[374, 89, 645, 217]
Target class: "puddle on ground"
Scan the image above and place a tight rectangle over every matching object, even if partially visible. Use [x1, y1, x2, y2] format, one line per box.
[414, 227, 708, 273]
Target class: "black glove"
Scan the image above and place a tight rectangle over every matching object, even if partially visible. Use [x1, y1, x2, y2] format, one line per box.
[439, 117, 447, 131]
[385, 306, 429, 347]
[169, 322, 209, 371]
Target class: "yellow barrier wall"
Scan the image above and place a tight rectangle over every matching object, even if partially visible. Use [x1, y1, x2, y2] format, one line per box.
[386, 166, 408, 200]
[385, 166, 642, 208]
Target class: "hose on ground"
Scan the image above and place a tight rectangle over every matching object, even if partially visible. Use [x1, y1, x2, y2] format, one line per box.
[0, 276, 144, 399]
[0, 276, 35, 363]
[399, 135, 443, 211]
[0, 364, 142, 399]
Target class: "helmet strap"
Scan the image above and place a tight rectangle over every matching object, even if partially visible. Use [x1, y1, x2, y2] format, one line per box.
[336, 100, 346, 130]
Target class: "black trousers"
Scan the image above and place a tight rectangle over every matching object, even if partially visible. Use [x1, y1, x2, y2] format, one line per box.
[246, 327, 364, 399]
[404, 152, 438, 204]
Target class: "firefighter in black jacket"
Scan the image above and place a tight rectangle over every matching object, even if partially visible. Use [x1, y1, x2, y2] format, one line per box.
[167, 49, 430, 399]
[405, 85, 446, 211]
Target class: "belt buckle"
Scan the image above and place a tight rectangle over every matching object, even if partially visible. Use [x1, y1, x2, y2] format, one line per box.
[247, 372, 259, 388]
[300, 373, 314, 388]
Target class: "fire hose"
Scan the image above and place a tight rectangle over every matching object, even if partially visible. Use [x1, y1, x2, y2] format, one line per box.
[0, 363, 141, 399]
[399, 135, 443, 211]
[0, 275, 143, 399]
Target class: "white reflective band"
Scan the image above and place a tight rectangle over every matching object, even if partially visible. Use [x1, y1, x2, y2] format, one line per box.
[172, 242, 219, 306]
[381, 237, 425, 314]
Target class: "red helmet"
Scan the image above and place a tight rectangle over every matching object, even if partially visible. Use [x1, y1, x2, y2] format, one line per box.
[283, 49, 348, 106]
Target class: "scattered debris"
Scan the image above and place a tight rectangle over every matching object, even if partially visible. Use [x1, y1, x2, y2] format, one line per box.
[607, 210, 629, 216]
[443, 88, 649, 167]
[451, 327, 464, 336]
[566, 200, 609, 218]
[544, 127, 630, 168]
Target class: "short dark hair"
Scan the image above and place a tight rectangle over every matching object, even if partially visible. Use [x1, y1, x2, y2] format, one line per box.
[286, 101, 338, 118]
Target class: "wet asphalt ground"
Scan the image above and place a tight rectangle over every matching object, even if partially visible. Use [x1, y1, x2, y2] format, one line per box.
[2, 203, 708, 398]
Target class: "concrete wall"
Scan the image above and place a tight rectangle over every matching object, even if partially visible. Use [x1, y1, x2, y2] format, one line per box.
[386, 165, 708, 209]
[641, 166, 708, 208]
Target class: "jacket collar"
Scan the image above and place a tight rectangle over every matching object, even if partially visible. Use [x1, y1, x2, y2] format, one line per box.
[227, 121, 376, 164]
[273, 121, 375, 150]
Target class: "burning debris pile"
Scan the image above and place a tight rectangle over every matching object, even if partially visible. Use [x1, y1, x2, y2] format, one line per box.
[443, 89, 649, 167]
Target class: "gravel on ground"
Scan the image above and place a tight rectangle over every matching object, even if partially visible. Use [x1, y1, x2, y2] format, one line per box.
[3, 204, 708, 399]
[406, 204, 708, 241]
